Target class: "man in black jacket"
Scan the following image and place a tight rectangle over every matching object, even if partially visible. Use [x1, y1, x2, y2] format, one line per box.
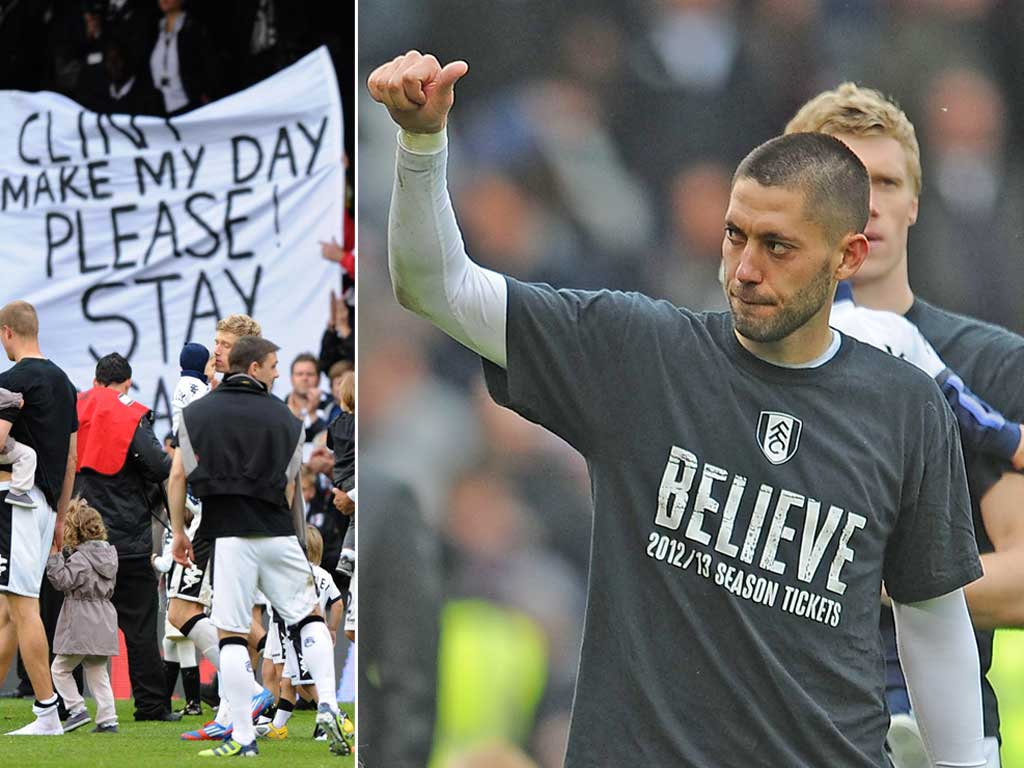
[170, 336, 351, 757]
[75, 353, 179, 722]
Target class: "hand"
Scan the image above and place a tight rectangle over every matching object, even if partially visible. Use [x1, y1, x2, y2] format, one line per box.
[1013, 428, 1024, 471]
[287, 392, 304, 419]
[308, 447, 333, 476]
[50, 541, 59, 556]
[171, 531, 194, 567]
[332, 487, 354, 515]
[367, 51, 469, 134]
[51, 524, 64, 553]
[320, 238, 344, 264]
[306, 388, 322, 414]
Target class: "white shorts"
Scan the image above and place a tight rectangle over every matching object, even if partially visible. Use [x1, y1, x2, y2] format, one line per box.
[210, 536, 318, 634]
[0, 484, 55, 598]
[344, 567, 355, 634]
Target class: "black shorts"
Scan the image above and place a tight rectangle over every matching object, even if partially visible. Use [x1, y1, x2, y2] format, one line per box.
[167, 534, 213, 606]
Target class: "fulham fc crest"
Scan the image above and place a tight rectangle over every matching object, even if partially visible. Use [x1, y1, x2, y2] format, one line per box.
[757, 411, 802, 465]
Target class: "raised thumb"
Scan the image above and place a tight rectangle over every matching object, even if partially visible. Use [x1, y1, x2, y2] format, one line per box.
[437, 60, 469, 92]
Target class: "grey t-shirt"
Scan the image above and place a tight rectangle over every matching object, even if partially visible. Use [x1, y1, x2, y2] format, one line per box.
[483, 278, 982, 768]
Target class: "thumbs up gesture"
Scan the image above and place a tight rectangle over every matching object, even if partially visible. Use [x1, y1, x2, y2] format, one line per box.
[367, 50, 469, 135]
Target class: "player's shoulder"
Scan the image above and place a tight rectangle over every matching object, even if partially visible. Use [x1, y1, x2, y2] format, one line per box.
[910, 297, 1024, 353]
[842, 331, 941, 392]
[510, 278, 709, 327]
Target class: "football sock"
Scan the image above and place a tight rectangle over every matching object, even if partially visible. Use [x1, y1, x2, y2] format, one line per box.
[219, 641, 256, 746]
[214, 679, 231, 726]
[163, 660, 181, 700]
[272, 699, 293, 729]
[298, 621, 338, 712]
[182, 616, 221, 671]
[33, 694, 59, 718]
[181, 666, 200, 706]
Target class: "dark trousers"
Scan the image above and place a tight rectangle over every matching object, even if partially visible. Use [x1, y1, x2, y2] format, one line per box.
[112, 555, 168, 719]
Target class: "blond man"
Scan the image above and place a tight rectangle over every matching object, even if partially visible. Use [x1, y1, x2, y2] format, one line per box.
[787, 82, 1022, 768]
[0, 301, 78, 735]
[168, 312, 274, 741]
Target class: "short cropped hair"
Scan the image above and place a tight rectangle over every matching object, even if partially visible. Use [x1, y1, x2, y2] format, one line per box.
[785, 82, 922, 195]
[305, 524, 324, 567]
[227, 336, 279, 374]
[0, 301, 39, 338]
[64, 497, 108, 551]
[216, 313, 261, 338]
[734, 133, 870, 245]
[291, 352, 318, 374]
[95, 352, 132, 385]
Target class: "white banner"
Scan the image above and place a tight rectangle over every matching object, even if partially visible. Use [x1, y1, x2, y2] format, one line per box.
[0, 47, 344, 435]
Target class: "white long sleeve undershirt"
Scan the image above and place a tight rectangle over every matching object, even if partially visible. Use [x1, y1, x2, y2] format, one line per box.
[893, 589, 986, 767]
[387, 128, 986, 767]
[388, 128, 508, 367]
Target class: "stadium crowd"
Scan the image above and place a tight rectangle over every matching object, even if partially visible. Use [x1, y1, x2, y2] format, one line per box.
[358, 1, 1024, 766]
[0, 0, 357, 758]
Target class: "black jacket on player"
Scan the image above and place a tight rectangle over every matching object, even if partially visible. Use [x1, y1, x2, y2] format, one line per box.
[179, 373, 303, 540]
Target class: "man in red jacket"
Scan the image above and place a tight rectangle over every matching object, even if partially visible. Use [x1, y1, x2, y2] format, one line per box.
[75, 353, 179, 722]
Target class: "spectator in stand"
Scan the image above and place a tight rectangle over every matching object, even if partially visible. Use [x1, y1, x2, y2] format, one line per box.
[98, 34, 164, 116]
[319, 290, 355, 377]
[52, 5, 108, 112]
[149, 0, 221, 116]
[74, 353, 178, 722]
[286, 353, 330, 456]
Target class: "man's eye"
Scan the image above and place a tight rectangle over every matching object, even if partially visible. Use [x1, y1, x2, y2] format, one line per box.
[767, 241, 788, 255]
[724, 226, 742, 241]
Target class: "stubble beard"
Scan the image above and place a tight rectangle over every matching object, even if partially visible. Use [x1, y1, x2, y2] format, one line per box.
[730, 259, 835, 344]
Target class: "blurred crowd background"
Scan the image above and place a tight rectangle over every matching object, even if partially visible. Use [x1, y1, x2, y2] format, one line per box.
[358, 1, 1024, 766]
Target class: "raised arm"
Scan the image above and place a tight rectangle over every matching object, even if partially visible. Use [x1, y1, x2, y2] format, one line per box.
[368, 51, 509, 367]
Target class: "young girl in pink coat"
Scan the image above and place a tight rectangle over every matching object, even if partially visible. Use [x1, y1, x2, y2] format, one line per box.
[46, 498, 120, 733]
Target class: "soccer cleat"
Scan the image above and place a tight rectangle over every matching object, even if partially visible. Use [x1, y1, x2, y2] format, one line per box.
[887, 712, 928, 768]
[91, 722, 118, 733]
[315, 703, 353, 756]
[181, 719, 233, 741]
[6, 713, 64, 736]
[6, 491, 36, 509]
[255, 722, 288, 740]
[63, 709, 91, 732]
[181, 700, 203, 716]
[198, 738, 259, 757]
[250, 688, 274, 723]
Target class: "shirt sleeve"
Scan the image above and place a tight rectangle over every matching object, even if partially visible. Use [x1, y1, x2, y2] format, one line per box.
[883, 392, 983, 603]
[482, 277, 640, 454]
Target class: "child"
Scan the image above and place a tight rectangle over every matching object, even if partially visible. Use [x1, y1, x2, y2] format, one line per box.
[0, 387, 37, 508]
[171, 342, 211, 434]
[256, 526, 352, 751]
[46, 497, 119, 733]
[152, 503, 203, 716]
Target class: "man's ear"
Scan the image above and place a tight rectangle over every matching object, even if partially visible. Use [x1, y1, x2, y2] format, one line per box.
[835, 232, 869, 282]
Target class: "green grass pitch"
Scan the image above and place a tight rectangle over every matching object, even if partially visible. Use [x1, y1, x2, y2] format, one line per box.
[0, 699, 355, 767]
